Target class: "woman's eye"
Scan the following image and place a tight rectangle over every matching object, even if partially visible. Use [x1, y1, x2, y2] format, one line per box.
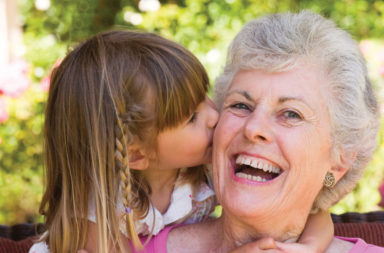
[283, 110, 302, 120]
[230, 103, 250, 110]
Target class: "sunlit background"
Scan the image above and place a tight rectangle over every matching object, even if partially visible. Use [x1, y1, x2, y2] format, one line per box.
[0, 0, 384, 225]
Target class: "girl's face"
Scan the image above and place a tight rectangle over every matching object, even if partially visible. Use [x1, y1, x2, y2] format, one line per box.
[151, 96, 219, 170]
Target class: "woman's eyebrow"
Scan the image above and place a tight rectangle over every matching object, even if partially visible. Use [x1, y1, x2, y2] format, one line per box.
[226, 92, 315, 111]
[226, 90, 254, 102]
[278, 97, 303, 103]
[279, 97, 315, 111]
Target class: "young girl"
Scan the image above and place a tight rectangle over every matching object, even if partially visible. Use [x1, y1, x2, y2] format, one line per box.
[30, 30, 333, 253]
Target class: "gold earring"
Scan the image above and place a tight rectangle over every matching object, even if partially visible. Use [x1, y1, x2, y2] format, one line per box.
[323, 172, 336, 188]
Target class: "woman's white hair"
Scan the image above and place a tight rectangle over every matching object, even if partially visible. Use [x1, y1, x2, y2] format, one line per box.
[214, 10, 380, 211]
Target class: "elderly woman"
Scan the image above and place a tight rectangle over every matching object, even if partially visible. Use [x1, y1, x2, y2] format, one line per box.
[126, 11, 382, 252]
[207, 10, 381, 252]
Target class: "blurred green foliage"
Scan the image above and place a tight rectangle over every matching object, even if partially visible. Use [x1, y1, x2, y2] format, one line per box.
[1, 0, 383, 225]
[0, 86, 46, 224]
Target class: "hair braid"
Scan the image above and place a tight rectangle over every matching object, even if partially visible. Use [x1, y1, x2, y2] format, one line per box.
[114, 122, 143, 250]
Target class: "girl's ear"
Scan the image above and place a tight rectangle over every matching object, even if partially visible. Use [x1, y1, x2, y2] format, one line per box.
[128, 144, 150, 170]
[330, 148, 357, 183]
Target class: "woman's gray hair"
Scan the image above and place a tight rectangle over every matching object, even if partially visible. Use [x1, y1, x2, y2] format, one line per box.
[214, 10, 380, 211]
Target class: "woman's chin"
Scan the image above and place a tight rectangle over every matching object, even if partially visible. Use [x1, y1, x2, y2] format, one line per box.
[219, 188, 282, 219]
[217, 169, 291, 218]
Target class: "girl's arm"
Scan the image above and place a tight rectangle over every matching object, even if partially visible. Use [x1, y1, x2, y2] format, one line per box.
[84, 221, 98, 253]
[274, 210, 334, 253]
[229, 211, 334, 253]
[84, 221, 132, 253]
[297, 210, 334, 252]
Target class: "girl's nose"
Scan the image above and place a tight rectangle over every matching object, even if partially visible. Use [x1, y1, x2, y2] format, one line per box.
[244, 110, 273, 144]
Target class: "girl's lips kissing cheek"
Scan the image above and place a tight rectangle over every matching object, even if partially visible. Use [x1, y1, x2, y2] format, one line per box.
[231, 154, 282, 185]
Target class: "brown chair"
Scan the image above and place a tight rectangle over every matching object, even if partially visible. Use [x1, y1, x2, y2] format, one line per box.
[0, 212, 383, 252]
[0, 223, 44, 253]
[0, 237, 35, 253]
[332, 211, 384, 247]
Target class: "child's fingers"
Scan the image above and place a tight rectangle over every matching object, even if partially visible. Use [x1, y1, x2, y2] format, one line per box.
[77, 250, 89, 253]
[275, 241, 310, 253]
[229, 237, 282, 253]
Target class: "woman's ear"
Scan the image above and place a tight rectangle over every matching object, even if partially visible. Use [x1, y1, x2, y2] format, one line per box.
[127, 144, 150, 170]
[330, 148, 357, 183]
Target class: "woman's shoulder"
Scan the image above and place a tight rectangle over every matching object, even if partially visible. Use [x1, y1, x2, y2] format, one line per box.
[327, 237, 384, 253]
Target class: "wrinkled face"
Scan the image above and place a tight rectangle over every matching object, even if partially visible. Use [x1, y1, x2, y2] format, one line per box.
[213, 64, 335, 221]
[153, 96, 219, 170]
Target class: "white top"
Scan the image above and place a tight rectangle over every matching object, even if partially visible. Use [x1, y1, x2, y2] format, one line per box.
[88, 168, 216, 236]
[29, 236, 49, 253]
[29, 169, 216, 252]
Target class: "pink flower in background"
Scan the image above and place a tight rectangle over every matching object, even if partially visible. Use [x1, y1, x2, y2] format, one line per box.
[379, 180, 384, 208]
[0, 98, 9, 123]
[0, 59, 31, 98]
[0, 59, 31, 124]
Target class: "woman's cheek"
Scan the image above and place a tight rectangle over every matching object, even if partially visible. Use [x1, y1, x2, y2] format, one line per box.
[215, 112, 241, 141]
[213, 112, 242, 202]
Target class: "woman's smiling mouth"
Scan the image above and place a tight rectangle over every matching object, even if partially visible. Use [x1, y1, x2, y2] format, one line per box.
[233, 154, 282, 183]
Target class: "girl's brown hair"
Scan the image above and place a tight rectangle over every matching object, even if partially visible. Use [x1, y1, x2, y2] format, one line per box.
[39, 30, 209, 252]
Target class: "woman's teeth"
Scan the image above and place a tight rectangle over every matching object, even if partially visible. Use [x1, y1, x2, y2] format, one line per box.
[235, 154, 281, 182]
[236, 172, 268, 182]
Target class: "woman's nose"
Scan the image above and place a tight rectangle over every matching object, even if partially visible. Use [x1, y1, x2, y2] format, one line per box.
[206, 97, 219, 129]
[244, 110, 273, 143]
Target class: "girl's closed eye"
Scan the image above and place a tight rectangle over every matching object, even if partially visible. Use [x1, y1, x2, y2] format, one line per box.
[188, 112, 197, 124]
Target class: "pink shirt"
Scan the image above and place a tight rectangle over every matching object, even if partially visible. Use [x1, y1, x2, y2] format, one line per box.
[130, 225, 180, 253]
[336, 237, 384, 253]
[131, 228, 384, 253]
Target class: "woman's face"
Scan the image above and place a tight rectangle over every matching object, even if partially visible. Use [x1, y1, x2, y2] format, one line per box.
[213, 64, 335, 223]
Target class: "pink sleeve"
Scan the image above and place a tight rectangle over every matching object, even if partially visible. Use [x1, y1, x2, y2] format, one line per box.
[131, 225, 183, 253]
[336, 236, 384, 252]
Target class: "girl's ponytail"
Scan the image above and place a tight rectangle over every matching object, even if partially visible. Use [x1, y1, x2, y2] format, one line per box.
[114, 122, 143, 250]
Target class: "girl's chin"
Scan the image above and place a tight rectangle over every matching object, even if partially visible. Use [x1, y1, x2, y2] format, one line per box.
[202, 153, 213, 164]
[204, 158, 212, 164]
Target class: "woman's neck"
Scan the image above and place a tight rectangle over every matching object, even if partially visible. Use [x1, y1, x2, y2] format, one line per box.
[215, 215, 262, 251]
[212, 212, 302, 252]
[167, 212, 302, 253]
[141, 168, 179, 214]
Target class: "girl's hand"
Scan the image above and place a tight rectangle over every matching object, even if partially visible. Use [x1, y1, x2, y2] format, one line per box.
[275, 241, 322, 253]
